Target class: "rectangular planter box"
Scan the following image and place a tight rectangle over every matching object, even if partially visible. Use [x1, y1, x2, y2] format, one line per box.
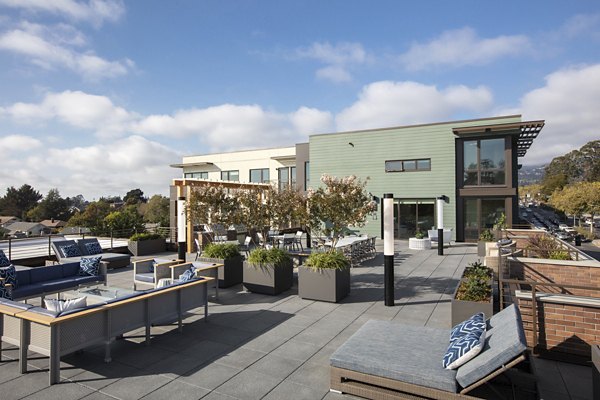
[451, 278, 493, 326]
[198, 255, 243, 288]
[298, 266, 350, 303]
[128, 238, 166, 256]
[477, 241, 488, 257]
[243, 260, 293, 295]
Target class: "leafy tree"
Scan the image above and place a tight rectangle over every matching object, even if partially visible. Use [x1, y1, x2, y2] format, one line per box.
[269, 186, 308, 231]
[66, 201, 112, 234]
[543, 140, 600, 188]
[124, 188, 146, 205]
[307, 174, 376, 250]
[550, 181, 600, 234]
[26, 189, 72, 221]
[140, 195, 170, 226]
[67, 194, 87, 212]
[104, 205, 145, 237]
[0, 184, 42, 219]
[541, 173, 568, 197]
[187, 185, 240, 230]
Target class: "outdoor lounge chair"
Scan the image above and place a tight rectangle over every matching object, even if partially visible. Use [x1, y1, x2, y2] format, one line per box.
[330, 304, 533, 399]
[51, 238, 131, 269]
[132, 258, 182, 290]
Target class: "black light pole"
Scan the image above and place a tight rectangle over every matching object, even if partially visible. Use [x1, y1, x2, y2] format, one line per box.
[383, 193, 394, 306]
[436, 195, 449, 256]
[177, 196, 186, 261]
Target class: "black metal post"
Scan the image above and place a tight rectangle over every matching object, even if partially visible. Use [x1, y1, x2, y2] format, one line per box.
[383, 193, 394, 306]
[438, 228, 443, 256]
[177, 196, 186, 261]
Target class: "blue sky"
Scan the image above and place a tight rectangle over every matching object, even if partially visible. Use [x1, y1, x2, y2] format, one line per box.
[0, 1, 599, 199]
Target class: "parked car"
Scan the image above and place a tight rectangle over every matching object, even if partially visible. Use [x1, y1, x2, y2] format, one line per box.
[555, 231, 572, 241]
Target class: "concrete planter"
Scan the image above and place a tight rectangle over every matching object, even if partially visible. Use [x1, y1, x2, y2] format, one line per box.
[451, 278, 493, 326]
[408, 238, 431, 250]
[477, 241, 489, 257]
[243, 260, 293, 295]
[298, 266, 350, 303]
[128, 238, 166, 256]
[198, 255, 243, 288]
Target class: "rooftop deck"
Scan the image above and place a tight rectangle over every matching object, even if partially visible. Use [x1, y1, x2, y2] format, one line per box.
[0, 241, 592, 399]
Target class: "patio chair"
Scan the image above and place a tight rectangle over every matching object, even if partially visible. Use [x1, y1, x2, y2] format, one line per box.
[239, 236, 252, 257]
[281, 233, 295, 250]
[194, 238, 201, 261]
[256, 232, 272, 249]
[292, 231, 304, 251]
[330, 304, 534, 399]
[133, 258, 181, 290]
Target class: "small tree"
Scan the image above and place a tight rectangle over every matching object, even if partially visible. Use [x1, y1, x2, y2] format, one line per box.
[140, 194, 170, 227]
[103, 205, 145, 237]
[235, 188, 272, 244]
[187, 185, 240, 235]
[307, 174, 376, 251]
[269, 186, 309, 232]
[552, 182, 600, 235]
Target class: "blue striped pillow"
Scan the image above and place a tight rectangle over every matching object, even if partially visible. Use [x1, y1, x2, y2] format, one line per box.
[450, 312, 486, 342]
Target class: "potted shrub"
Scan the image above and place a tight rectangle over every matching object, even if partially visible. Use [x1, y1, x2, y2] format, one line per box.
[451, 261, 493, 325]
[409, 230, 431, 250]
[128, 232, 166, 256]
[243, 247, 293, 295]
[299, 250, 350, 302]
[199, 243, 243, 288]
[478, 229, 495, 257]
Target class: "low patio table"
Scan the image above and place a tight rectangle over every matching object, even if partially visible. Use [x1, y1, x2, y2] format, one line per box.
[62, 285, 137, 304]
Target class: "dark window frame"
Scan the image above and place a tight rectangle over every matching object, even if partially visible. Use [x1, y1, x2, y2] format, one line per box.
[249, 168, 270, 183]
[221, 170, 239, 182]
[463, 138, 506, 187]
[304, 161, 310, 191]
[184, 171, 208, 179]
[385, 158, 431, 173]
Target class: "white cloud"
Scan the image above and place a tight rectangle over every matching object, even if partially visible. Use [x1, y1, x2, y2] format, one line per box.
[295, 41, 369, 83]
[0, 134, 42, 152]
[0, 0, 125, 27]
[3, 90, 136, 137]
[399, 27, 531, 71]
[518, 64, 600, 165]
[0, 22, 133, 80]
[560, 13, 600, 39]
[289, 107, 333, 135]
[336, 80, 493, 131]
[19, 136, 181, 198]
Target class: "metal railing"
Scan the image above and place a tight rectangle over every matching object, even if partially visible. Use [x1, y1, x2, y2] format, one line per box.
[498, 276, 600, 353]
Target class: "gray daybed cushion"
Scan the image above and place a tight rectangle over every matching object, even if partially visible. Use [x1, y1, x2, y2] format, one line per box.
[330, 321, 458, 393]
[455, 304, 526, 388]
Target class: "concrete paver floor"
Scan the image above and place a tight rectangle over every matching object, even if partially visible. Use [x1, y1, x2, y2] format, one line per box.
[0, 241, 592, 399]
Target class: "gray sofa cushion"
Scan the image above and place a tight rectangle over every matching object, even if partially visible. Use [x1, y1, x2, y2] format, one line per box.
[61, 263, 81, 277]
[456, 305, 527, 388]
[77, 238, 102, 256]
[0, 298, 34, 311]
[11, 283, 45, 299]
[330, 320, 457, 393]
[41, 278, 82, 293]
[135, 273, 155, 283]
[73, 275, 103, 285]
[28, 306, 59, 317]
[30, 266, 62, 283]
[15, 270, 31, 286]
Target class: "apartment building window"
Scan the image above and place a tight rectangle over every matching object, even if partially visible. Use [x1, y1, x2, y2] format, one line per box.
[221, 170, 239, 182]
[278, 167, 289, 190]
[385, 159, 431, 172]
[463, 138, 505, 186]
[184, 172, 208, 179]
[304, 162, 310, 191]
[291, 166, 296, 187]
[250, 168, 270, 183]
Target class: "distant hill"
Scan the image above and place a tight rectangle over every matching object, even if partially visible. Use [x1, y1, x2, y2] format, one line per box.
[519, 164, 546, 185]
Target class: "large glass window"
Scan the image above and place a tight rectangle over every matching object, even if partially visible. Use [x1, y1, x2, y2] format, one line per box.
[463, 138, 505, 186]
[184, 172, 208, 179]
[291, 166, 296, 187]
[250, 168, 270, 183]
[463, 198, 506, 240]
[304, 162, 310, 191]
[278, 167, 289, 191]
[394, 199, 435, 238]
[385, 158, 431, 173]
[221, 170, 239, 181]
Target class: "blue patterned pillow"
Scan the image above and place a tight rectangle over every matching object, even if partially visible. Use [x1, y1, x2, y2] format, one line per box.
[60, 244, 82, 258]
[0, 250, 10, 267]
[84, 241, 103, 255]
[79, 256, 102, 276]
[450, 312, 486, 342]
[0, 281, 12, 300]
[443, 330, 485, 369]
[0, 264, 17, 289]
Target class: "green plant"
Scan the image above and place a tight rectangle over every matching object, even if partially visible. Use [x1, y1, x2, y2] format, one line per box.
[575, 226, 595, 241]
[527, 234, 566, 259]
[305, 251, 349, 270]
[129, 232, 162, 241]
[479, 229, 495, 242]
[456, 261, 492, 302]
[414, 231, 425, 239]
[202, 243, 240, 260]
[493, 213, 506, 231]
[247, 247, 291, 267]
[549, 250, 571, 260]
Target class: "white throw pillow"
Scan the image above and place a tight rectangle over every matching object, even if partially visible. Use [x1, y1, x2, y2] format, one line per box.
[44, 296, 87, 313]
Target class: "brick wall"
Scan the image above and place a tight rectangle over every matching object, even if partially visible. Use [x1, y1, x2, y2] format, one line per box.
[516, 297, 600, 359]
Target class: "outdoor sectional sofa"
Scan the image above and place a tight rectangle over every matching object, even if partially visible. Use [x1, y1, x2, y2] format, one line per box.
[2, 262, 107, 301]
[0, 276, 212, 385]
[51, 238, 131, 269]
[330, 304, 533, 399]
